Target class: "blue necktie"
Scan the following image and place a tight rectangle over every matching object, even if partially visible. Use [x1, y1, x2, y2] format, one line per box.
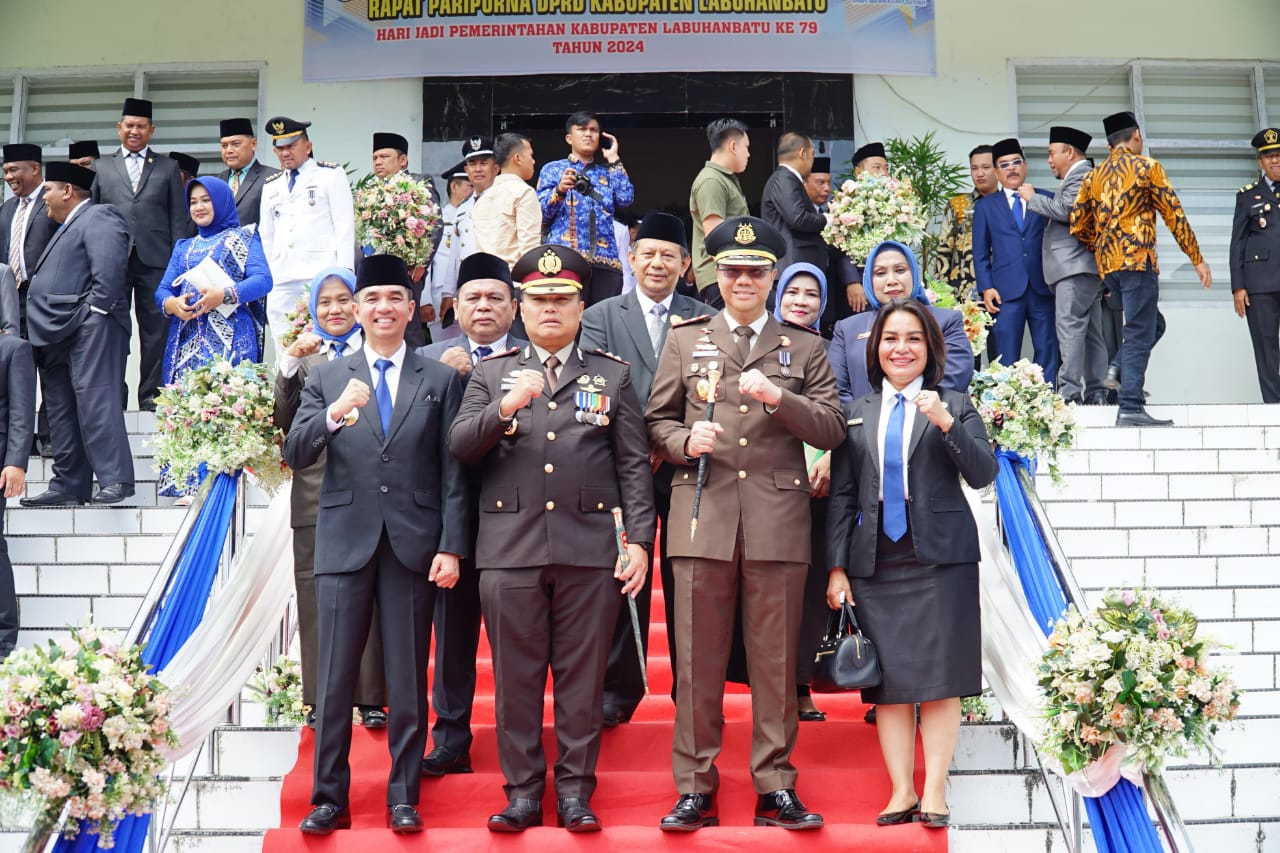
[374, 358, 393, 437]
[1012, 195, 1025, 232]
[882, 393, 908, 542]
[473, 345, 492, 364]
[288, 168, 299, 192]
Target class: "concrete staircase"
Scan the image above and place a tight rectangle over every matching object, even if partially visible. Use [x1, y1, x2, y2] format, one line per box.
[4, 404, 1280, 851]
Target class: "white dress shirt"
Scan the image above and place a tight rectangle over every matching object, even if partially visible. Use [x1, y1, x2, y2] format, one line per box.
[724, 311, 768, 355]
[877, 375, 922, 500]
[467, 334, 510, 363]
[278, 331, 364, 379]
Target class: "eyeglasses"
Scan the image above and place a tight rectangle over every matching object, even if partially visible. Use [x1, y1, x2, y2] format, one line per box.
[716, 265, 772, 282]
[998, 159, 1025, 171]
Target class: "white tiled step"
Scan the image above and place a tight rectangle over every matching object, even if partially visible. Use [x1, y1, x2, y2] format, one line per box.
[1046, 499, 1280, 529]
[1055, 525, 1280, 558]
[951, 820, 1280, 853]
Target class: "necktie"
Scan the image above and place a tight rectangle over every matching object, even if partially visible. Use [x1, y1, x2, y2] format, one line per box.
[328, 341, 345, 359]
[8, 196, 31, 281]
[230, 170, 242, 195]
[473, 345, 492, 364]
[287, 169, 299, 192]
[374, 358, 393, 436]
[882, 393, 908, 542]
[648, 304, 667, 356]
[127, 152, 143, 192]
[735, 325, 753, 364]
[544, 354, 561, 391]
[1012, 195, 1025, 231]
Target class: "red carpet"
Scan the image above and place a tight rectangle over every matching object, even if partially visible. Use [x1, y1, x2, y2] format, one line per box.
[263, 564, 949, 853]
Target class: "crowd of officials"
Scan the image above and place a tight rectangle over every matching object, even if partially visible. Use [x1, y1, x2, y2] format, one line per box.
[0, 97, 1278, 835]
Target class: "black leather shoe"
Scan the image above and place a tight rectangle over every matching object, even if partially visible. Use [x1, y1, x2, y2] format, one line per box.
[659, 793, 718, 831]
[602, 702, 632, 728]
[305, 708, 316, 728]
[1085, 392, 1111, 406]
[876, 801, 920, 826]
[864, 705, 877, 724]
[557, 797, 601, 832]
[487, 797, 542, 832]
[1104, 364, 1121, 389]
[920, 809, 950, 829]
[1116, 409, 1173, 428]
[92, 483, 135, 504]
[754, 789, 824, 829]
[20, 490, 87, 507]
[421, 746, 472, 776]
[359, 706, 388, 729]
[298, 804, 350, 835]
[387, 803, 423, 833]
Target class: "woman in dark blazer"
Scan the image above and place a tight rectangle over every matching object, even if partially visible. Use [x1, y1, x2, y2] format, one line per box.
[826, 298, 996, 829]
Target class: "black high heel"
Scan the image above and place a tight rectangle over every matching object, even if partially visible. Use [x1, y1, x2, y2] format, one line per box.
[875, 801, 920, 826]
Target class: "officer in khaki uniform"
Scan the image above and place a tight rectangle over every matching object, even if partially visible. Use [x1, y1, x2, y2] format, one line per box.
[1232, 127, 1280, 403]
[646, 217, 845, 831]
[450, 243, 655, 834]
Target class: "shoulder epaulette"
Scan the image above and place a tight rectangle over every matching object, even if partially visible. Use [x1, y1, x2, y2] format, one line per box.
[780, 318, 821, 335]
[1241, 181, 1257, 192]
[316, 160, 341, 169]
[591, 348, 630, 365]
[481, 347, 520, 361]
[264, 170, 285, 183]
[671, 313, 714, 328]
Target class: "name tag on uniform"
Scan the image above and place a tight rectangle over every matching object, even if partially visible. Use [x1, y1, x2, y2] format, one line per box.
[693, 347, 720, 358]
[500, 370, 523, 392]
[856, 331, 872, 340]
[847, 417, 863, 426]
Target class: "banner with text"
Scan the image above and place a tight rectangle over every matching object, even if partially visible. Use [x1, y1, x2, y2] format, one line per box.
[303, 0, 935, 81]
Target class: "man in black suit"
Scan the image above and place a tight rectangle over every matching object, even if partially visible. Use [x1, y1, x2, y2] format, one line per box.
[90, 97, 186, 410]
[20, 163, 133, 507]
[0, 311, 34, 659]
[2, 144, 60, 333]
[416, 251, 525, 777]
[579, 212, 714, 725]
[284, 254, 470, 836]
[217, 118, 277, 228]
[761, 133, 830, 274]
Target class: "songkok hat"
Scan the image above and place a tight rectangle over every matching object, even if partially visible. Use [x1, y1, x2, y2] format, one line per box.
[512, 244, 591, 294]
[810, 156, 831, 173]
[461, 135, 494, 161]
[44, 162, 95, 191]
[634, 211, 687, 250]
[1, 144, 41, 165]
[1103, 111, 1139, 137]
[458, 252, 515, 295]
[266, 116, 311, 147]
[68, 140, 100, 160]
[219, 118, 254, 138]
[851, 142, 886, 168]
[122, 98, 153, 119]
[991, 138, 1024, 162]
[169, 151, 200, 176]
[354, 254, 412, 292]
[1049, 126, 1092, 154]
[705, 216, 785, 267]
[373, 132, 409, 154]
[1252, 128, 1280, 155]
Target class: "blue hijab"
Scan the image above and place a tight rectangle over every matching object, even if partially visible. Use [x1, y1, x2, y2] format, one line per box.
[308, 267, 361, 347]
[861, 240, 928, 310]
[187, 176, 240, 238]
[772, 261, 828, 328]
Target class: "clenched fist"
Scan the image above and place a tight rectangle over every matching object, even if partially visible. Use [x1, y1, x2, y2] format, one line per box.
[740, 369, 782, 406]
[499, 369, 545, 417]
[330, 378, 371, 423]
[287, 332, 323, 359]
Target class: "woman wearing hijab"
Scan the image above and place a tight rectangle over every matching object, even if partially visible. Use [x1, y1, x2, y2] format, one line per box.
[828, 240, 973, 404]
[155, 176, 272, 498]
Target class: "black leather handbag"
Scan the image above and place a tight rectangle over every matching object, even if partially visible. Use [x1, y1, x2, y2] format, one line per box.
[811, 600, 882, 693]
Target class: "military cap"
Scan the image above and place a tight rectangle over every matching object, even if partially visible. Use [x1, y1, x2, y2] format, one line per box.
[1, 144, 41, 165]
[512, 244, 591, 294]
[169, 151, 200, 177]
[634, 211, 687, 250]
[44, 162, 95, 191]
[705, 216, 785, 267]
[991, 138, 1024, 162]
[811, 156, 831, 173]
[219, 118, 255, 138]
[1049, 126, 1092, 154]
[446, 161, 469, 180]
[122, 97, 153, 119]
[851, 142, 886, 168]
[458, 252, 515, 295]
[1103, 111, 1139, 137]
[1252, 128, 1280, 155]
[68, 140, 100, 160]
[266, 116, 311, 147]
[355, 254, 412, 292]
[373, 132, 409, 154]
[461, 135, 494, 161]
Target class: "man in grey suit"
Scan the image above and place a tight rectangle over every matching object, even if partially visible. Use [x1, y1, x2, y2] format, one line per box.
[579, 212, 714, 724]
[0, 318, 34, 659]
[417, 251, 525, 777]
[284, 254, 470, 836]
[90, 98, 187, 410]
[761, 133, 830, 274]
[217, 118, 277, 228]
[20, 163, 134, 507]
[1021, 126, 1108, 404]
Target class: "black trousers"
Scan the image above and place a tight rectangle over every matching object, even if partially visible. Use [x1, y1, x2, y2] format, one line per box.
[35, 316, 133, 499]
[1245, 291, 1280, 403]
[429, 557, 483, 755]
[128, 251, 167, 409]
[311, 529, 436, 809]
[0, 495, 16, 655]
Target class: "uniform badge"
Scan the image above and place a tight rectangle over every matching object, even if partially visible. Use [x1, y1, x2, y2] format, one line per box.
[575, 391, 611, 426]
[779, 335, 792, 348]
[577, 374, 589, 386]
[779, 350, 793, 378]
[734, 221, 756, 245]
[537, 249, 562, 276]
[856, 331, 872, 340]
[1267, 129, 1279, 146]
[848, 417, 863, 426]
[500, 370, 523, 392]
[271, 119, 286, 135]
[670, 314, 682, 325]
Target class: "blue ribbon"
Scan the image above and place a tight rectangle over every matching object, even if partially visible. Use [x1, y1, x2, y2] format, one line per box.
[53, 472, 241, 853]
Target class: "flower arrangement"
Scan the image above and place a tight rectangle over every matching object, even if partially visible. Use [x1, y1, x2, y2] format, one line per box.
[925, 277, 994, 357]
[245, 658, 304, 726]
[353, 172, 441, 268]
[0, 627, 178, 849]
[969, 358, 1076, 481]
[1039, 589, 1240, 776]
[822, 173, 928, 266]
[278, 289, 312, 350]
[152, 359, 288, 494]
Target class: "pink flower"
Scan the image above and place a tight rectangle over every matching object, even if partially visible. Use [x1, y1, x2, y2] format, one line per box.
[1121, 590, 1136, 606]
[59, 729, 81, 747]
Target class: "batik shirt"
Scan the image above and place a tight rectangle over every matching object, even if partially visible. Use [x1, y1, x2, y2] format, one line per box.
[537, 157, 635, 270]
[933, 189, 981, 299]
[1069, 147, 1203, 277]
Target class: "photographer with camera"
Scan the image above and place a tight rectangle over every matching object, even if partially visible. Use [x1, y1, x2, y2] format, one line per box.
[536, 111, 634, 306]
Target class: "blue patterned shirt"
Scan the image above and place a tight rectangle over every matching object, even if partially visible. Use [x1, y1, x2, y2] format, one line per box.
[536, 157, 634, 270]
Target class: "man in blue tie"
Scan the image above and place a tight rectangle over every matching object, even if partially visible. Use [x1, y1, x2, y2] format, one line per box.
[972, 137, 1059, 383]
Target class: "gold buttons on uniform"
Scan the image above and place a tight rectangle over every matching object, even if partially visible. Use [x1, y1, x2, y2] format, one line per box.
[794, 478, 802, 486]
[544, 463, 554, 474]
[547, 431, 556, 441]
[496, 500, 504, 508]
[596, 502, 605, 510]
[548, 401, 558, 410]
[738, 437, 748, 446]
[738, 470, 747, 479]
[545, 501, 555, 511]
[739, 404, 749, 414]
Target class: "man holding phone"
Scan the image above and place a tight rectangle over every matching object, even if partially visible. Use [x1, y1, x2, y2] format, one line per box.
[536, 111, 634, 307]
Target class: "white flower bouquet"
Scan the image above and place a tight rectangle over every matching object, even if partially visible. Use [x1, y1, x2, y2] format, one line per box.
[245, 658, 304, 726]
[822, 173, 927, 266]
[969, 358, 1076, 481]
[353, 172, 441, 268]
[278, 288, 312, 350]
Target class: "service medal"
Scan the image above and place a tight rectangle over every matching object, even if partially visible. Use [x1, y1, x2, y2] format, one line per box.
[696, 378, 711, 400]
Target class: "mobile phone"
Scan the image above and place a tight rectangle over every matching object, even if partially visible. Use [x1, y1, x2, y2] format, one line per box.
[601, 134, 614, 151]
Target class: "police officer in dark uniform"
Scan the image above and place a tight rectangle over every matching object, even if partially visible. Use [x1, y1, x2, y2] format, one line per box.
[1232, 127, 1280, 403]
[449, 243, 656, 834]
